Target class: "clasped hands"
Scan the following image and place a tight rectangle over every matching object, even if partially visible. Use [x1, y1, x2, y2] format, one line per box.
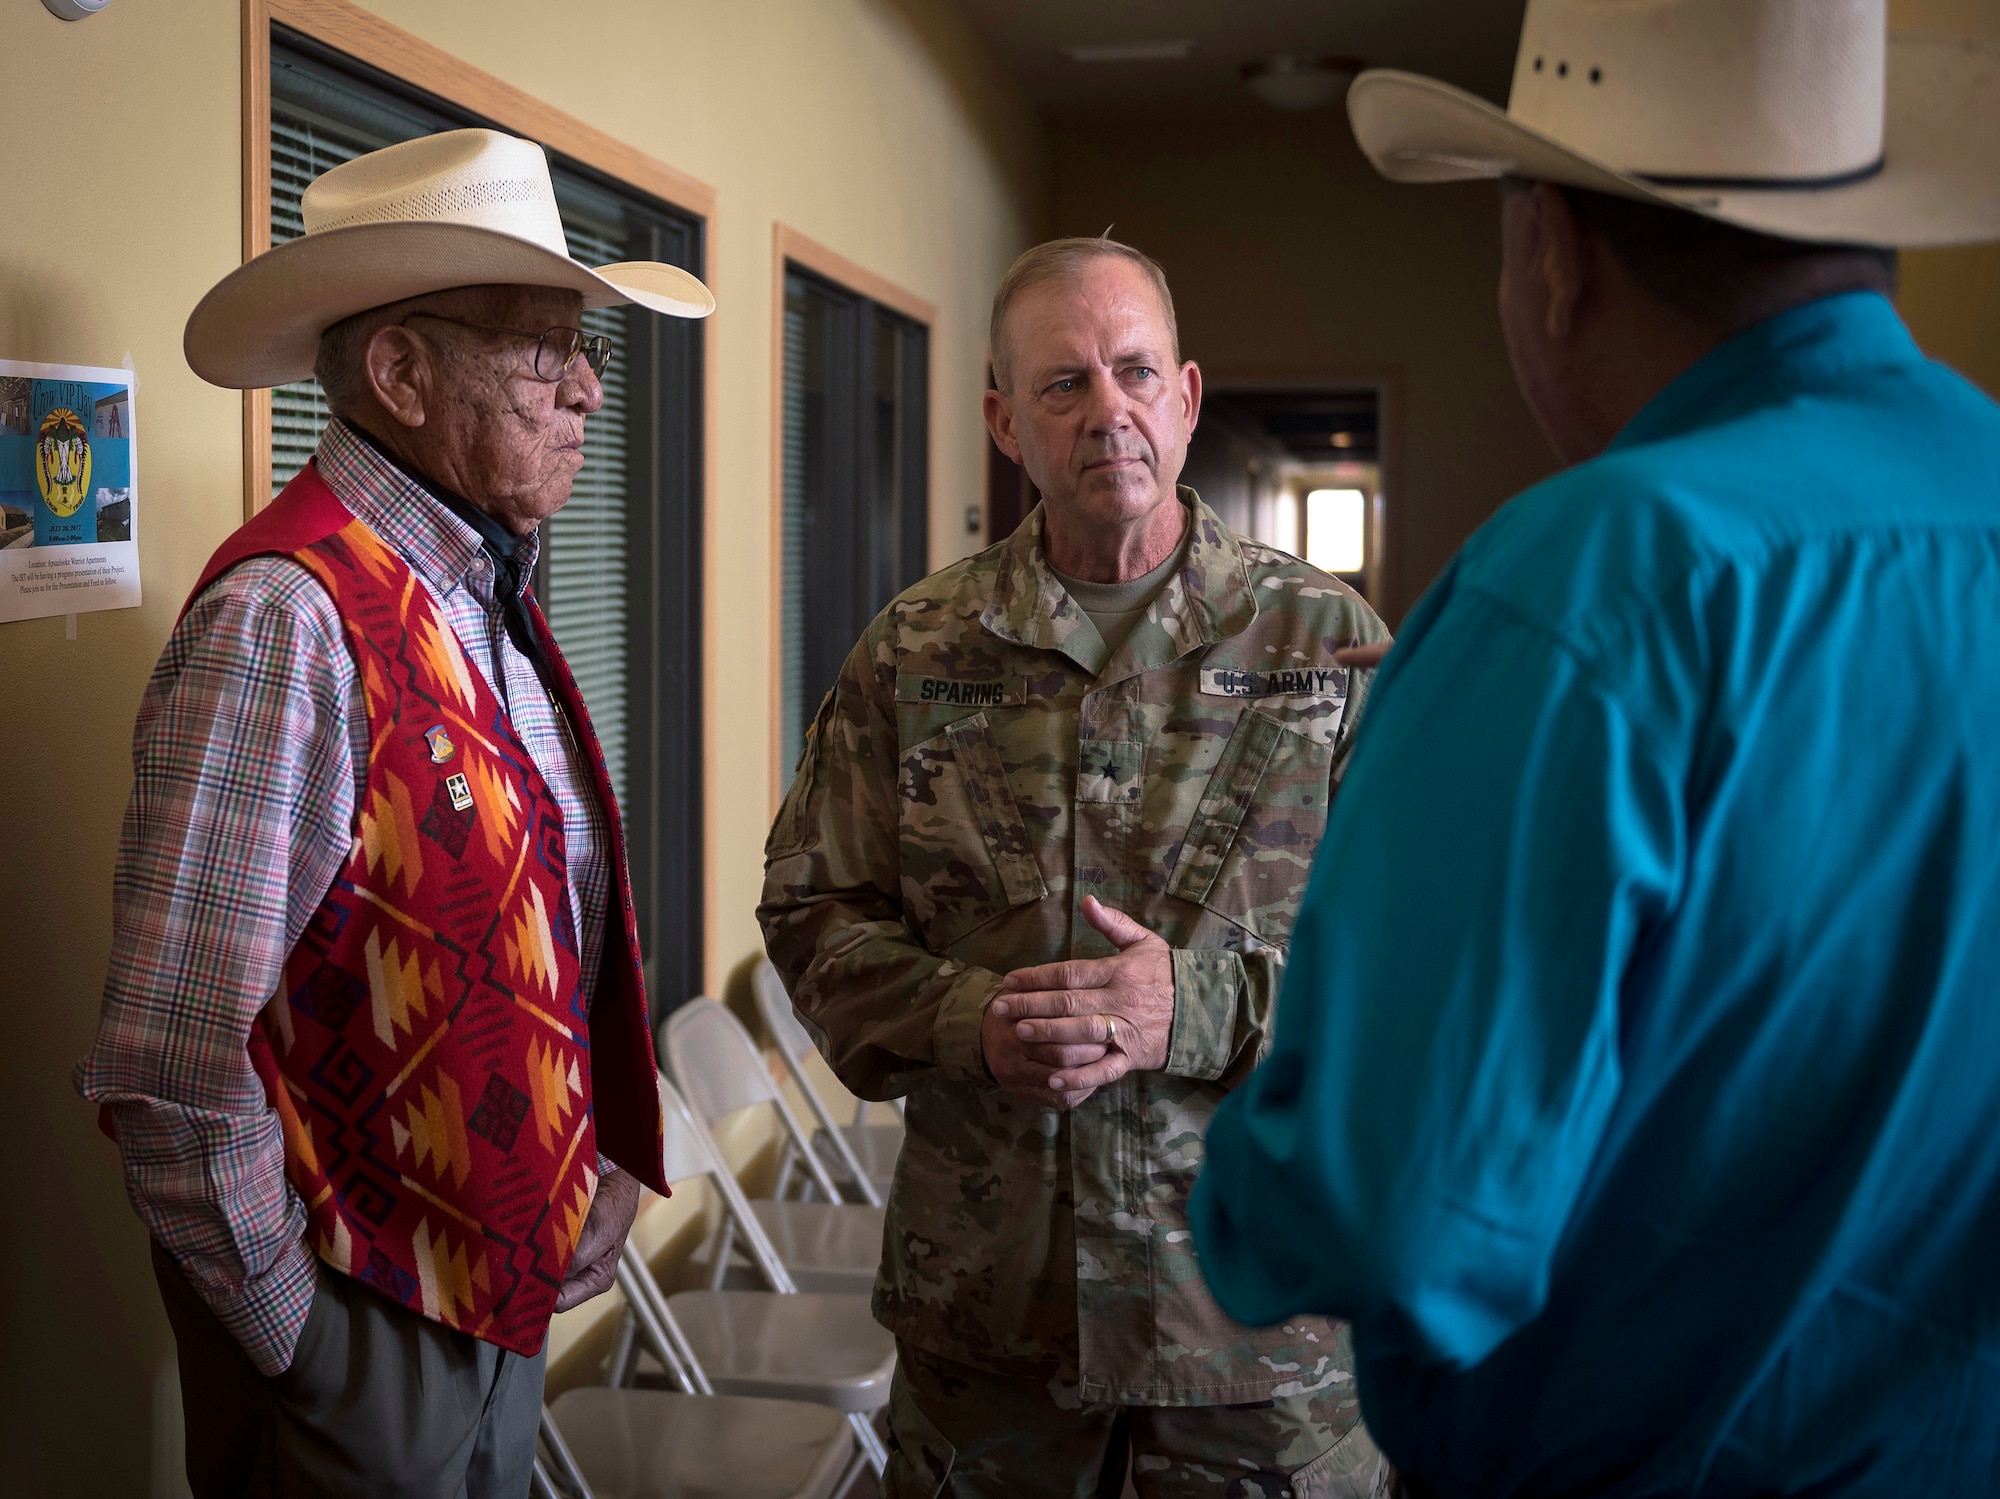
[976, 639, 1390, 1112]
[981, 895, 1175, 1109]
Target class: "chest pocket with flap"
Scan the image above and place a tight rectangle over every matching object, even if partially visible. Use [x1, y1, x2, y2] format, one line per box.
[898, 711, 1047, 951]
[1167, 707, 1332, 947]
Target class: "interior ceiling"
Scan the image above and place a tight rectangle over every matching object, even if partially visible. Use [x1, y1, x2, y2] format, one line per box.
[949, 0, 1527, 124]
[1207, 392, 1381, 465]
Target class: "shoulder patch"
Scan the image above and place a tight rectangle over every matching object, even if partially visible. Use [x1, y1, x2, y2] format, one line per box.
[895, 673, 1026, 708]
[1200, 666, 1348, 700]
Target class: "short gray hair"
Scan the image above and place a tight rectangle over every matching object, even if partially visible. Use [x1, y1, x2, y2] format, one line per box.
[989, 236, 1179, 392]
[314, 300, 412, 415]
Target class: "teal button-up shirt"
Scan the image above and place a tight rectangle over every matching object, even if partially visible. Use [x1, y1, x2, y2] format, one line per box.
[1190, 293, 2000, 1496]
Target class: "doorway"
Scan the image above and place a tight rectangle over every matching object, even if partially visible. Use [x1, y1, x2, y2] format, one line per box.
[1182, 388, 1385, 604]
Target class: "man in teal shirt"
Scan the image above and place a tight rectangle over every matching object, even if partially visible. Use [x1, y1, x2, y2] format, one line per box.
[1171, 5, 2000, 1496]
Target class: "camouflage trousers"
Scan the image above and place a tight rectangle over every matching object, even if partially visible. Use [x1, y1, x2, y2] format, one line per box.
[883, 1338, 1387, 1499]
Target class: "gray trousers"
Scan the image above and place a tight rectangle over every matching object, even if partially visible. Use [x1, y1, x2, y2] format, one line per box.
[152, 1241, 546, 1499]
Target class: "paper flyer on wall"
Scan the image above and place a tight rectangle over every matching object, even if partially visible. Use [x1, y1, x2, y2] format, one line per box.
[0, 358, 141, 624]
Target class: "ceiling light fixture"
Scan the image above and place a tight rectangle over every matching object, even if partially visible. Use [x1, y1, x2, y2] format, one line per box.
[1241, 55, 1366, 112]
[1065, 40, 1194, 64]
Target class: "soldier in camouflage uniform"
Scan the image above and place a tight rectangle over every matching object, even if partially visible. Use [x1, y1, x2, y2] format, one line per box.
[759, 239, 1392, 1499]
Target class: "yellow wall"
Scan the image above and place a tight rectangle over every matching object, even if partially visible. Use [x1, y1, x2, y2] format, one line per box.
[1895, 0, 2000, 398]
[0, 7, 245, 1493]
[0, 1, 1036, 1490]
[1903, 244, 2000, 398]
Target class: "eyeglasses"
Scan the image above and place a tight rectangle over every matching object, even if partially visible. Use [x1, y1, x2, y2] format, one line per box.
[400, 313, 614, 382]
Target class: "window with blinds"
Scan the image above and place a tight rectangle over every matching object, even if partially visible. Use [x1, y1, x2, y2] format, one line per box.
[268, 32, 706, 1010]
[269, 89, 382, 498]
[779, 268, 929, 772]
[544, 178, 633, 803]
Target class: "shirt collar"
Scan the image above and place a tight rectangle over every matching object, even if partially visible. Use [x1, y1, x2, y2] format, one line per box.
[1610, 290, 1922, 456]
[313, 418, 541, 603]
[982, 487, 1259, 677]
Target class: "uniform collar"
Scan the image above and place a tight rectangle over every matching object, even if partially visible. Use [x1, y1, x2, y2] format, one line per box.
[982, 487, 1259, 679]
[1610, 291, 1921, 456]
[314, 418, 540, 607]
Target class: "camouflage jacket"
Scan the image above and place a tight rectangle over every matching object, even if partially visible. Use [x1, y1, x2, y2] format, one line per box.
[758, 492, 1391, 1404]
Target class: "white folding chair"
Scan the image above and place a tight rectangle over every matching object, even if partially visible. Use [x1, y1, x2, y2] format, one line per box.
[752, 960, 904, 1205]
[687, 1200, 884, 1298]
[538, 1270, 862, 1499]
[617, 1073, 895, 1474]
[662, 996, 850, 1204]
[539, 1093, 865, 1499]
[540, 1388, 855, 1499]
[658, 999, 884, 1293]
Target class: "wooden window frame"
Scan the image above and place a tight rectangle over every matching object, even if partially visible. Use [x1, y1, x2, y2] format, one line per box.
[767, 225, 937, 812]
[239, 0, 726, 992]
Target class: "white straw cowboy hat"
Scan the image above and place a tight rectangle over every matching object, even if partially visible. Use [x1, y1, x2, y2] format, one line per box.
[185, 128, 716, 389]
[1347, 0, 2000, 248]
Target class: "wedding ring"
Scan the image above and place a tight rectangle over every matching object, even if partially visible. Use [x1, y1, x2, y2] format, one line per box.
[1104, 1015, 1119, 1048]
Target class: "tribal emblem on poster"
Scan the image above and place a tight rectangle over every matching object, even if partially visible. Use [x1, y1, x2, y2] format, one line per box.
[0, 359, 142, 624]
[35, 407, 91, 518]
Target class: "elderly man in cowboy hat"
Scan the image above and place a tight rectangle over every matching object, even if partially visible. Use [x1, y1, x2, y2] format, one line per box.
[1188, 1, 2000, 1494]
[76, 128, 712, 1497]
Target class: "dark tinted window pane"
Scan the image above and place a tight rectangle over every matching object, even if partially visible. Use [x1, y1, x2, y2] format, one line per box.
[779, 269, 928, 770]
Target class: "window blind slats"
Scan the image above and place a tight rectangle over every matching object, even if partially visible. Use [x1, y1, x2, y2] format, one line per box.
[542, 213, 632, 806]
[779, 287, 811, 773]
[270, 108, 376, 500]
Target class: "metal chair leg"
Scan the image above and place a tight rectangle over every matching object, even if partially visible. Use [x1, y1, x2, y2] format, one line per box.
[707, 1216, 738, 1290]
[832, 1444, 875, 1497]
[846, 1410, 889, 1474]
[537, 1407, 597, 1499]
[605, 1308, 639, 1388]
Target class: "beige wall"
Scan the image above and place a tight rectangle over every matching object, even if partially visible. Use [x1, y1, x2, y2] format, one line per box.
[1896, 0, 2000, 399]
[0, 1, 1038, 1490]
[1903, 244, 2000, 398]
[0, 7, 245, 1493]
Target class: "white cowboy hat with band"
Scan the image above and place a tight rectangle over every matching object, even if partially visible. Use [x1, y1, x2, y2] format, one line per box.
[1346, 0, 2000, 248]
[185, 127, 715, 390]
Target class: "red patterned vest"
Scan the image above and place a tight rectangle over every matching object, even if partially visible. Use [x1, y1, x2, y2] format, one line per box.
[184, 462, 668, 1355]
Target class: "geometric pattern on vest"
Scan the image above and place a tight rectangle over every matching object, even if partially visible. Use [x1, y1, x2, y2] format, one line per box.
[185, 462, 669, 1356]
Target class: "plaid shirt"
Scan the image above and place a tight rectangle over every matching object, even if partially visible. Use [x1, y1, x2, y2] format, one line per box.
[75, 420, 612, 1376]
